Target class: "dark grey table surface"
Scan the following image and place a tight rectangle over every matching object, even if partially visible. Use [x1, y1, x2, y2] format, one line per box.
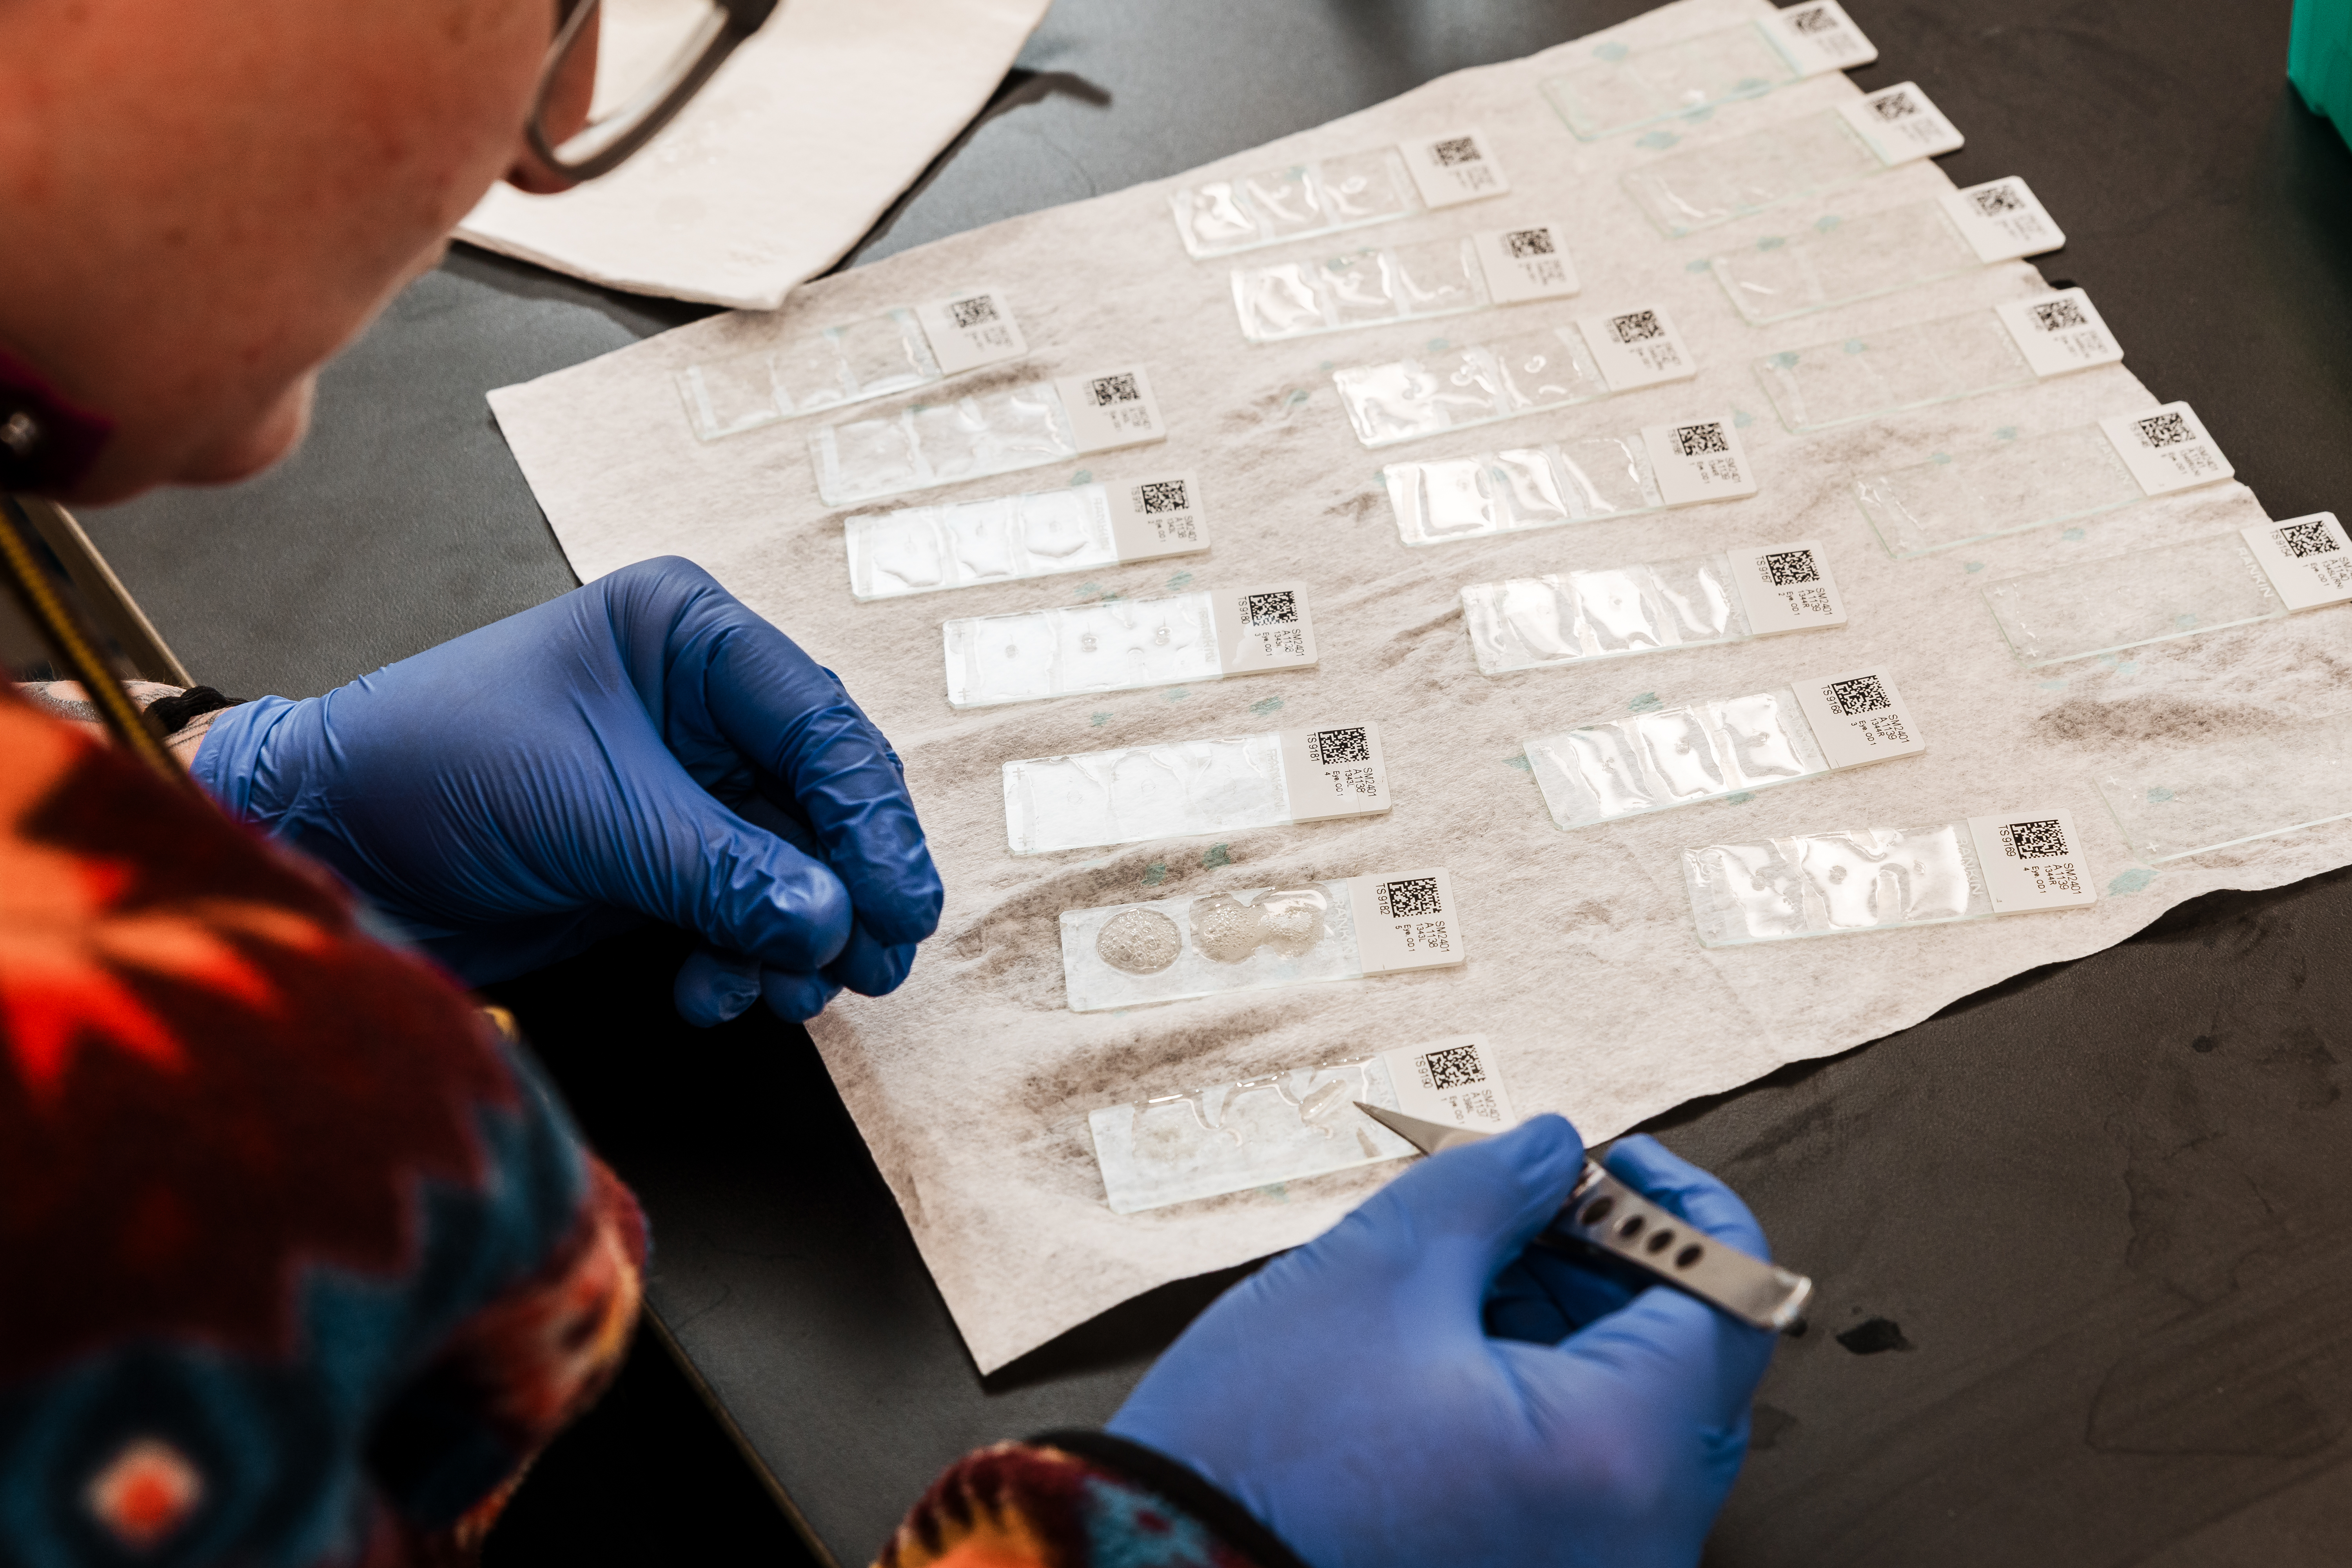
[84, 1, 2352, 1563]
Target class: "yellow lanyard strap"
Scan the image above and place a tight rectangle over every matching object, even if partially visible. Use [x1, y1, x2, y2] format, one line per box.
[0, 491, 189, 787]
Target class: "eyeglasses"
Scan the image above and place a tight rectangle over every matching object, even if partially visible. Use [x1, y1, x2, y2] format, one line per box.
[527, 0, 781, 184]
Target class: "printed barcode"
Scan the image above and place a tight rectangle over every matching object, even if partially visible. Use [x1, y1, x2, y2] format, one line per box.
[1673, 421, 1729, 457]
[1824, 674, 1891, 715]
[1310, 727, 1371, 765]
[2134, 412, 2192, 449]
[1503, 227, 1555, 259]
[947, 295, 999, 330]
[2001, 818, 2069, 859]
[1607, 310, 1664, 344]
[1764, 548, 1820, 586]
[2276, 520, 2340, 558]
[1089, 374, 1141, 406]
[1245, 590, 1299, 625]
[2030, 298, 2089, 333]
[1419, 1043, 1485, 1091]
[1376, 877, 1443, 918]
[1970, 183, 2027, 217]
[1134, 478, 1190, 514]
[1786, 4, 1838, 33]
[1430, 135, 1482, 167]
[1868, 89, 1919, 121]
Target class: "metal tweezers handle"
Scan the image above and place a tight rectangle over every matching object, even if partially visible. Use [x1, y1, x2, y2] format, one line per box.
[1541, 1160, 1812, 1334]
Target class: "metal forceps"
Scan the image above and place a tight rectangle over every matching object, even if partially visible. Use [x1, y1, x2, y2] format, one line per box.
[1356, 1103, 1813, 1333]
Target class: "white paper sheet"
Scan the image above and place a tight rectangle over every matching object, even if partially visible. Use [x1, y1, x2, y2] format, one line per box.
[457, 0, 1051, 310]
[486, 0, 2352, 1372]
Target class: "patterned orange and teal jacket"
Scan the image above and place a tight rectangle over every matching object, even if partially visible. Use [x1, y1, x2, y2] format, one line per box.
[1, 686, 1298, 1568]
[0, 686, 645, 1564]
[875, 1434, 1305, 1568]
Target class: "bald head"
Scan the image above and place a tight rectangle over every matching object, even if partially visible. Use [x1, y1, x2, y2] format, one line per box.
[0, 0, 593, 501]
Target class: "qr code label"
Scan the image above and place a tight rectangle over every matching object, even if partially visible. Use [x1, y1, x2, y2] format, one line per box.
[1969, 810, 2093, 913]
[1837, 83, 1962, 164]
[1581, 307, 1691, 391]
[916, 291, 1026, 373]
[1059, 367, 1165, 454]
[1644, 418, 1754, 506]
[1352, 872, 1461, 972]
[2001, 818, 2069, 859]
[1376, 877, 1443, 918]
[1406, 129, 1506, 207]
[2276, 520, 2340, 558]
[1673, 422, 1729, 457]
[946, 295, 999, 329]
[1134, 478, 1189, 514]
[1728, 542, 1844, 632]
[1825, 674, 1891, 715]
[1245, 590, 1298, 625]
[1608, 310, 1664, 343]
[2029, 298, 2089, 334]
[1282, 724, 1385, 818]
[1382, 1033, 1510, 1126]
[1217, 585, 1314, 670]
[1793, 670, 1921, 767]
[1418, 1043, 1486, 1090]
[1476, 225, 1577, 302]
[2000, 292, 2122, 376]
[2099, 407, 2226, 495]
[1310, 727, 1370, 765]
[1108, 473, 1204, 560]
[1766, 0, 1874, 73]
[1940, 179, 2063, 262]
[2242, 514, 2352, 607]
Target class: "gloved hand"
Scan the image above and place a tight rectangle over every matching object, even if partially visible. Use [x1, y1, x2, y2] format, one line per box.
[193, 556, 942, 1024]
[1108, 1118, 1776, 1568]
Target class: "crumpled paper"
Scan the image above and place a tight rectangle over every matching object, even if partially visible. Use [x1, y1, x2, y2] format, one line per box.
[486, 0, 2352, 1372]
[457, 0, 1051, 310]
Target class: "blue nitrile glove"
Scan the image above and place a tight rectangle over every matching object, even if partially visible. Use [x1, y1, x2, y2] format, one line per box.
[1108, 1120, 1776, 1568]
[192, 556, 942, 1024]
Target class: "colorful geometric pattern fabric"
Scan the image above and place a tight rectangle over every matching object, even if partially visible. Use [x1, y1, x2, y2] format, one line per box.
[0, 688, 644, 1566]
[876, 1440, 1294, 1568]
